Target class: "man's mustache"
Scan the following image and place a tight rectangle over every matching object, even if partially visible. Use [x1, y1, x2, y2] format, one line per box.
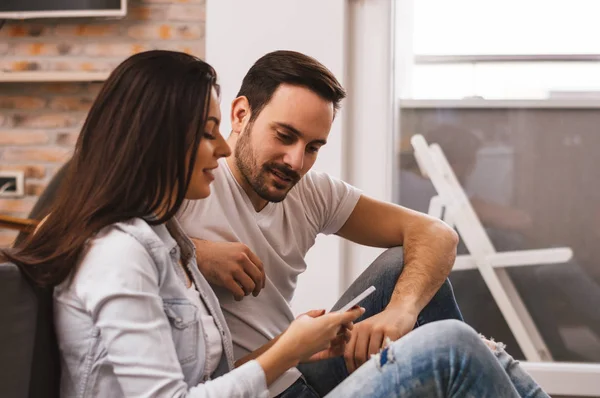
[265, 164, 300, 182]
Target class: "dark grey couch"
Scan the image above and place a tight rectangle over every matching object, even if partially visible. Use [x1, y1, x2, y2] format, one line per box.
[0, 262, 60, 398]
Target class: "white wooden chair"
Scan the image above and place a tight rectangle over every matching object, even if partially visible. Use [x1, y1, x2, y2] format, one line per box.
[411, 134, 600, 396]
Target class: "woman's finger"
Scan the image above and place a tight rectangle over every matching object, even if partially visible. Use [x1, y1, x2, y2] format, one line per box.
[337, 306, 365, 325]
[302, 309, 326, 318]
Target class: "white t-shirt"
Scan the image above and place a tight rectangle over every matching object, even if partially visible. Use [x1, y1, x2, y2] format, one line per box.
[177, 158, 361, 395]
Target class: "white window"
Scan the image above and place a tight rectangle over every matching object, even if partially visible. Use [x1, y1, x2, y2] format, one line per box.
[398, 0, 600, 99]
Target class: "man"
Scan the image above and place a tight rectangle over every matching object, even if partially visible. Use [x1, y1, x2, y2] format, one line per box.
[176, 50, 462, 397]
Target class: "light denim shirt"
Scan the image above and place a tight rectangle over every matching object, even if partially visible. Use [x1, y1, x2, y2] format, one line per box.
[54, 217, 269, 397]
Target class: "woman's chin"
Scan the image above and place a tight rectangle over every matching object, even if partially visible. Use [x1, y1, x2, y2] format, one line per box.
[184, 186, 211, 200]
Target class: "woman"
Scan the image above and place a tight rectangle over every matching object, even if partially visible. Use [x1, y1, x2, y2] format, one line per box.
[2, 51, 547, 398]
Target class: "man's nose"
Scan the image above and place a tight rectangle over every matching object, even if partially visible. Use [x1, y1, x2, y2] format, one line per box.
[283, 144, 305, 171]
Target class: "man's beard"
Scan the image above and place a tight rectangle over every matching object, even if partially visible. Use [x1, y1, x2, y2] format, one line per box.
[234, 125, 300, 203]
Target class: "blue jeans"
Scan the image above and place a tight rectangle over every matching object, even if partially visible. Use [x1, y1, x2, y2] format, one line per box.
[296, 247, 464, 396]
[325, 320, 549, 397]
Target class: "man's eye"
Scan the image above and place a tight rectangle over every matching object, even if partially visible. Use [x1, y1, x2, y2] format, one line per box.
[307, 146, 320, 154]
[277, 133, 293, 143]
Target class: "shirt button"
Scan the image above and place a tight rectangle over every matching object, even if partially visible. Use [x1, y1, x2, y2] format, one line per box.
[176, 317, 182, 323]
[169, 248, 177, 255]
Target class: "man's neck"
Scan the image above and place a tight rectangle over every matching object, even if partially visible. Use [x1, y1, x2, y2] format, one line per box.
[225, 134, 269, 212]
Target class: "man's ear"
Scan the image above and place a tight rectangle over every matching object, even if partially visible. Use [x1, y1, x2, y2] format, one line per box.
[231, 96, 251, 134]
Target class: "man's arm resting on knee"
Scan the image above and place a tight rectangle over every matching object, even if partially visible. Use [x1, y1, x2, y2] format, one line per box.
[336, 194, 458, 313]
[336, 195, 458, 372]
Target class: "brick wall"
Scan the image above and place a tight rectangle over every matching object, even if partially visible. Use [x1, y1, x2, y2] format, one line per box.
[0, 0, 206, 247]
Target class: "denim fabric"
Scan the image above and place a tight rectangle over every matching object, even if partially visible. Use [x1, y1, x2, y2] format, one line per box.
[325, 320, 549, 398]
[276, 376, 320, 398]
[54, 218, 268, 398]
[299, 247, 463, 396]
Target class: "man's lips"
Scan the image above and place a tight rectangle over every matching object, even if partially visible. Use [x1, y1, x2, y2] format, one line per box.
[270, 168, 293, 183]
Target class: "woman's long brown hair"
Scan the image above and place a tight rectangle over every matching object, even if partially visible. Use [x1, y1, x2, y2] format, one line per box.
[2, 50, 218, 287]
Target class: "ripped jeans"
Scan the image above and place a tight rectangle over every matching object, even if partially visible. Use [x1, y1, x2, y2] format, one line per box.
[325, 320, 549, 398]
[293, 248, 547, 397]
[298, 247, 464, 396]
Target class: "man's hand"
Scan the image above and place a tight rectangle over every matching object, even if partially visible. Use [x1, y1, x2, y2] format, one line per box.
[191, 238, 265, 301]
[344, 307, 417, 373]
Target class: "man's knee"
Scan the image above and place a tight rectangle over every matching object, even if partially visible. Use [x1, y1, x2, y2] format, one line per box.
[368, 247, 456, 301]
[437, 319, 479, 343]
[373, 248, 455, 296]
[414, 320, 479, 351]
[437, 277, 457, 299]
[381, 320, 478, 366]
[369, 247, 405, 279]
[357, 247, 461, 321]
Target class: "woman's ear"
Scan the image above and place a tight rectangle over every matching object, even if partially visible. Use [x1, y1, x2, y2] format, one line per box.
[230, 96, 251, 134]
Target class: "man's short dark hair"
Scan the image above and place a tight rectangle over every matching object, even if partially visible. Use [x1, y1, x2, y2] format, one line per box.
[237, 50, 346, 122]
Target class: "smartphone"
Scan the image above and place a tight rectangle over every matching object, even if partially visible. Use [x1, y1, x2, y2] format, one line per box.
[336, 286, 376, 313]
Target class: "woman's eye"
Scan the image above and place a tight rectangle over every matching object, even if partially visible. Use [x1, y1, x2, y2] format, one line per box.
[203, 132, 216, 140]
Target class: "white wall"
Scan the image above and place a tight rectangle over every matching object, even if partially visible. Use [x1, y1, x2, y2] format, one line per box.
[343, 0, 395, 284]
[205, 0, 349, 314]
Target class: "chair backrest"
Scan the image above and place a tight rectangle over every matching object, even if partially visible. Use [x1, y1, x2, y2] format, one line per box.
[14, 160, 71, 247]
[411, 134, 554, 361]
[0, 262, 60, 398]
[411, 134, 498, 257]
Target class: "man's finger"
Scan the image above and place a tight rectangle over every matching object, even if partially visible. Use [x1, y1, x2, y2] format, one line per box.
[223, 277, 245, 301]
[354, 328, 370, 369]
[233, 269, 256, 296]
[240, 254, 264, 296]
[336, 323, 352, 341]
[368, 330, 384, 358]
[329, 335, 347, 357]
[340, 328, 352, 343]
[244, 248, 266, 289]
[344, 330, 359, 374]
[330, 333, 345, 347]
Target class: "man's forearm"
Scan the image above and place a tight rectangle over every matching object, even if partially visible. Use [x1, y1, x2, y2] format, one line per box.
[387, 220, 458, 313]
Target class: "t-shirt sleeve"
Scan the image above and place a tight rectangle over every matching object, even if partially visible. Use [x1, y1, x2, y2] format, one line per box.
[298, 170, 362, 236]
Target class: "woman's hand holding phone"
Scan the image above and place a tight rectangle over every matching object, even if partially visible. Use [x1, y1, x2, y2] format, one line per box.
[257, 306, 365, 385]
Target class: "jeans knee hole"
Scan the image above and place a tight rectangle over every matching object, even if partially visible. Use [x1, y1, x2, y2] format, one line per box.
[375, 346, 396, 370]
[479, 333, 506, 353]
